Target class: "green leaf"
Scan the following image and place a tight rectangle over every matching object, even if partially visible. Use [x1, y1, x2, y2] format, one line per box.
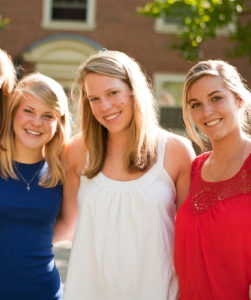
[137, 0, 250, 61]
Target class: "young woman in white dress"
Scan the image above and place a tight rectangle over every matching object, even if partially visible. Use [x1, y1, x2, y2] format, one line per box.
[55, 50, 195, 300]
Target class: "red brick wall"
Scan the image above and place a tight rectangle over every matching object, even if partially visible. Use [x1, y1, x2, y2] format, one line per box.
[0, 0, 250, 85]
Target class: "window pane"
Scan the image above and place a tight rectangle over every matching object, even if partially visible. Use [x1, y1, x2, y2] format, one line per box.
[54, 0, 85, 4]
[158, 81, 183, 107]
[52, 0, 87, 21]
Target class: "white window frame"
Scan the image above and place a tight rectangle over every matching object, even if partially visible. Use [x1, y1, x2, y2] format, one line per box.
[155, 16, 235, 36]
[153, 73, 186, 107]
[154, 17, 181, 34]
[42, 0, 96, 31]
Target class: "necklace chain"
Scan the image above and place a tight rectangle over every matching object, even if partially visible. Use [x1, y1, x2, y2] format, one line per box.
[14, 160, 44, 191]
[208, 142, 247, 182]
[208, 155, 232, 182]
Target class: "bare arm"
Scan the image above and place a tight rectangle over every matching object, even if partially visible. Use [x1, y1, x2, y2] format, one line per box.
[53, 133, 87, 243]
[163, 133, 195, 210]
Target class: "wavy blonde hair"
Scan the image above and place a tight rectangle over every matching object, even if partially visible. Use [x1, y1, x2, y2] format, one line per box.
[0, 49, 16, 142]
[0, 73, 71, 187]
[73, 50, 159, 178]
[183, 60, 251, 151]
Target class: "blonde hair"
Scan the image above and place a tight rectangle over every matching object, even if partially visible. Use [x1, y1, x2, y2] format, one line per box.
[73, 50, 159, 178]
[0, 49, 16, 141]
[0, 73, 71, 187]
[183, 60, 251, 150]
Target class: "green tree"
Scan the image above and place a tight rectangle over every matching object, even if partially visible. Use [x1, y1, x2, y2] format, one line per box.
[138, 0, 251, 61]
[0, 14, 10, 30]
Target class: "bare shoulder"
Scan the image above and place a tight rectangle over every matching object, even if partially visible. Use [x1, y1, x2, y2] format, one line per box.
[64, 132, 87, 176]
[162, 130, 195, 159]
[161, 130, 195, 208]
[161, 130, 195, 177]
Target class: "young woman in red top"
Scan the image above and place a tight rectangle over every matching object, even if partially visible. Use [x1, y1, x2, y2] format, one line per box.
[175, 60, 251, 300]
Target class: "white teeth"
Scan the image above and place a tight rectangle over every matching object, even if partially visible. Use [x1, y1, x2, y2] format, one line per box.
[26, 129, 42, 136]
[205, 119, 221, 127]
[104, 112, 120, 121]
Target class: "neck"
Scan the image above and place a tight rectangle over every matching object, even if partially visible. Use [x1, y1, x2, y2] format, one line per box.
[210, 129, 248, 161]
[107, 131, 130, 153]
[14, 148, 44, 164]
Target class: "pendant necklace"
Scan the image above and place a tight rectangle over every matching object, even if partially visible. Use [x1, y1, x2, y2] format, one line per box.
[14, 160, 44, 191]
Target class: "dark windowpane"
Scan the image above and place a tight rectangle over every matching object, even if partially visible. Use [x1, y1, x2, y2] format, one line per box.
[159, 107, 185, 130]
[52, 0, 87, 21]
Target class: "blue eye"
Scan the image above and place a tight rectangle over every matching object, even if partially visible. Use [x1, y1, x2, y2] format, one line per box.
[110, 91, 118, 96]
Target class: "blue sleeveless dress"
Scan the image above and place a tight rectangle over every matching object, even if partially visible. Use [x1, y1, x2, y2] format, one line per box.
[0, 160, 63, 300]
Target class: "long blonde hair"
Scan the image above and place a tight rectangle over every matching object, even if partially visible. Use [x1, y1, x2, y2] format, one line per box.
[73, 50, 159, 178]
[183, 60, 251, 150]
[0, 49, 16, 142]
[0, 73, 71, 187]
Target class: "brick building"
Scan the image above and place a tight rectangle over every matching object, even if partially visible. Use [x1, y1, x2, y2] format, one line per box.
[0, 0, 250, 132]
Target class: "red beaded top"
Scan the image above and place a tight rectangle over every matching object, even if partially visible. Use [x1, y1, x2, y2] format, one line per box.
[189, 152, 251, 215]
[175, 152, 251, 300]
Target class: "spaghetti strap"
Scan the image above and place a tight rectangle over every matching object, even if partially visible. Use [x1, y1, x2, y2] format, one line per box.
[156, 130, 167, 167]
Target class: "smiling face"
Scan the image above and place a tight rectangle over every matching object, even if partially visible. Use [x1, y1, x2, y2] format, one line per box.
[13, 93, 58, 161]
[84, 73, 133, 137]
[187, 75, 243, 143]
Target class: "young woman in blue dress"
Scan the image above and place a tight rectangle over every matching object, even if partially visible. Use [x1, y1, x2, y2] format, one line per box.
[0, 73, 71, 300]
[0, 48, 16, 141]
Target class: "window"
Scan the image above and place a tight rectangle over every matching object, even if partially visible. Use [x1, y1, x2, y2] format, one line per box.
[154, 5, 187, 34]
[154, 73, 186, 131]
[155, 17, 180, 33]
[42, 0, 96, 30]
[52, 0, 87, 21]
[155, 13, 234, 35]
[154, 73, 185, 107]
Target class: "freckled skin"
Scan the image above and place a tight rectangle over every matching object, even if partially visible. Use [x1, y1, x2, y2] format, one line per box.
[84, 73, 134, 137]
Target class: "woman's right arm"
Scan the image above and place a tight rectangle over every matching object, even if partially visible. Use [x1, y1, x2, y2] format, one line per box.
[53, 133, 87, 243]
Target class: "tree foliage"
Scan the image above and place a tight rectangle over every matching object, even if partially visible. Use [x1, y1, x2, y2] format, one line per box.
[138, 0, 251, 61]
[0, 14, 10, 30]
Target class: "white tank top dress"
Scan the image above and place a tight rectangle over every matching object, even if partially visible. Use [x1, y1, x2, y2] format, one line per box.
[63, 132, 178, 300]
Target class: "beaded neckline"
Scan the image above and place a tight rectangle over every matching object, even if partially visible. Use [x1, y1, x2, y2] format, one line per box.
[199, 152, 251, 184]
[189, 152, 251, 215]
